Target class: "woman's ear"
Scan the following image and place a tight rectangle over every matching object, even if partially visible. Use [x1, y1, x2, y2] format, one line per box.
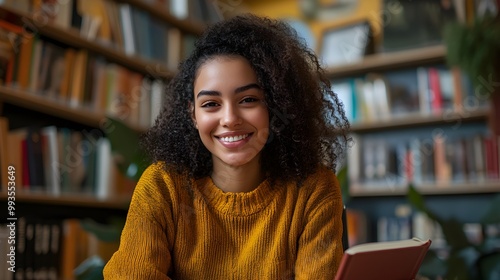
[189, 102, 198, 129]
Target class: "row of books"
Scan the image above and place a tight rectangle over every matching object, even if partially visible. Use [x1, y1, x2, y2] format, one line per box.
[0, 118, 135, 199]
[0, 33, 166, 128]
[164, 0, 223, 24]
[379, 213, 500, 252]
[2, 0, 220, 24]
[0, 0, 201, 69]
[0, 217, 120, 280]
[348, 132, 500, 189]
[348, 207, 500, 251]
[115, 2, 194, 64]
[333, 66, 486, 123]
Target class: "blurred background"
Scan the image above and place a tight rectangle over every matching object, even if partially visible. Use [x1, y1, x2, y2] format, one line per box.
[0, 0, 499, 279]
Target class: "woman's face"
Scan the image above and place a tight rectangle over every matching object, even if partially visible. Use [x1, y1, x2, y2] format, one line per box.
[192, 56, 270, 169]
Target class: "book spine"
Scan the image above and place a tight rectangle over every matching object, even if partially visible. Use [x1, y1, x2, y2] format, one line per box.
[428, 68, 442, 114]
[26, 127, 46, 190]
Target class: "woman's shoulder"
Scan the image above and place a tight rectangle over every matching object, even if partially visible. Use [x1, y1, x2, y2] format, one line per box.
[138, 162, 173, 186]
[140, 161, 190, 182]
[298, 165, 341, 198]
[134, 162, 193, 199]
[305, 165, 339, 186]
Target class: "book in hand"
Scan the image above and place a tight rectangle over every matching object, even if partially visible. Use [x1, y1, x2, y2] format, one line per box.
[334, 237, 431, 280]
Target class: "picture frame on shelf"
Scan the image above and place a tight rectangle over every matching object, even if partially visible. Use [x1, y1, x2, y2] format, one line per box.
[319, 20, 374, 68]
[381, 0, 461, 53]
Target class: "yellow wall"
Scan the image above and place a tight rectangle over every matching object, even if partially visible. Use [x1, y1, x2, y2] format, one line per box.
[237, 0, 382, 53]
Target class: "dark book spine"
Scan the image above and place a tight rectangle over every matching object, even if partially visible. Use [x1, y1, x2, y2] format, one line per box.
[23, 218, 36, 280]
[26, 127, 45, 190]
[71, 0, 82, 29]
[14, 217, 27, 280]
[48, 220, 63, 280]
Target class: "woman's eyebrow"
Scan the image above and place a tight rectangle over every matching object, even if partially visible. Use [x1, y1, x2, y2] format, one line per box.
[196, 83, 262, 98]
[196, 90, 220, 98]
[234, 83, 261, 94]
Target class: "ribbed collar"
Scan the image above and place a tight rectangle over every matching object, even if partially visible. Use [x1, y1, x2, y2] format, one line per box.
[194, 176, 282, 216]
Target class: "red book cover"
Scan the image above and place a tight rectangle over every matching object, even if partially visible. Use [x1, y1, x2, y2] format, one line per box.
[428, 68, 442, 114]
[334, 238, 431, 280]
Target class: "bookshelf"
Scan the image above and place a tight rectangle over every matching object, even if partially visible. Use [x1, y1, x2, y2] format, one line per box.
[331, 43, 500, 249]
[0, 85, 128, 130]
[0, 0, 218, 279]
[0, 191, 130, 209]
[0, 5, 175, 78]
[329, 44, 499, 192]
[326, 45, 447, 80]
[350, 181, 500, 197]
[349, 107, 489, 133]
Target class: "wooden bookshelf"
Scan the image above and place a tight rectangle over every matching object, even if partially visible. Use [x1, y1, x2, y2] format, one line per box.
[0, 1, 198, 209]
[350, 181, 500, 197]
[0, 5, 181, 79]
[333, 35, 499, 249]
[0, 191, 131, 209]
[350, 108, 490, 133]
[326, 45, 446, 79]
[0, 86, 146, 132]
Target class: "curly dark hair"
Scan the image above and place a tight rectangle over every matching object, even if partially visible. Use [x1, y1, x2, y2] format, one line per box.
[142, 14, 351, 183]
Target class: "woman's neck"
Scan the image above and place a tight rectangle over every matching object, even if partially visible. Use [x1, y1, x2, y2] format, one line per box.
[210, 157, 265, 193]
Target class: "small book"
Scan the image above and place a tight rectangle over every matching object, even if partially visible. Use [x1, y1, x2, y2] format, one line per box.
[334, 238, 431, 280]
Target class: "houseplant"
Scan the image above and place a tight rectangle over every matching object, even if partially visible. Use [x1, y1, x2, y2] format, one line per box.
[444, 14, 500, 135]
[407, 185, 500, 279]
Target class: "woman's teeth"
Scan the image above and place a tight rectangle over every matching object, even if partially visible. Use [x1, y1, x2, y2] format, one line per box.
[220, 134, 249, 142]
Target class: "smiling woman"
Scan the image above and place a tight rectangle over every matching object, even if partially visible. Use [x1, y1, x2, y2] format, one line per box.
[192, 56, 269, 192]
[103, 14, 351, 280]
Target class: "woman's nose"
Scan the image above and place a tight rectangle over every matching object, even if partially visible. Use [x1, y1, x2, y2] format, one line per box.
[220, 105, 242, 127]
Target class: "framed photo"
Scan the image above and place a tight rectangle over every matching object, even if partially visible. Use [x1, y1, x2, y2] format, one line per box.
[381, 0, 462, 52]
[320, 21, 374, 68]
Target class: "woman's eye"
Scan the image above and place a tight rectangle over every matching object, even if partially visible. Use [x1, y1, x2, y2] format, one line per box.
[201, 101, 219, 107]
[241, 97, 258, 103]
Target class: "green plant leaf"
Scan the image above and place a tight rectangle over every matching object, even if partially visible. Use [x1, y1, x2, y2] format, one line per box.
[444, 16, 500, 92]
[74, 255, 105, 280]
[407, 185, 471, 249]
[480, 193, 500, 224]
[441, 218, 472, 251]
[336, 164, 350, 204]
[477, 252, 500, 280]
[80, 218, 125, 243]
[104, 117, 140, 161]
[103, 116, 149, 181]
[406, 184, 440, 222]
[418, 250, 447, 278]
[447, 253, 472, 280]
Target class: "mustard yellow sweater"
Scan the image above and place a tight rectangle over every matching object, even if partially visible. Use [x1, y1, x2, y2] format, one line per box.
[103, 163, 343, 279]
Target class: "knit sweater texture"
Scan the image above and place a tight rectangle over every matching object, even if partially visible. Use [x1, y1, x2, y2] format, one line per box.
[103, 163, 343, 279]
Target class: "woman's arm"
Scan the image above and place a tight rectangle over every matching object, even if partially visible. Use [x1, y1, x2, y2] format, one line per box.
[103, 165, 176, 279]
[294, 171, 344, 279]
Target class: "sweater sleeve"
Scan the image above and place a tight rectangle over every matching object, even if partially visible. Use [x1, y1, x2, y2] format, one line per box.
[103, 165, 176, 280]
[294, 170, 344, 280]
